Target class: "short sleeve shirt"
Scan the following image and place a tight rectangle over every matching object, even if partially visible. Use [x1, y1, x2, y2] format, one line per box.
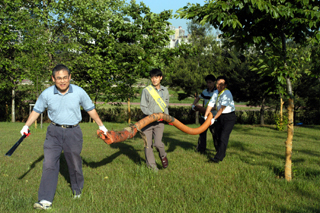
[199, 89, 217, 115]
[33, 84, 95, 125]
[208, 89, 235, 113]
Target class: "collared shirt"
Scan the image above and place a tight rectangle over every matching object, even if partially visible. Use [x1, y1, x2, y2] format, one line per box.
[33, 84, 95, 125]
[199, 88, 217, 115]
[140, 85, 169, 115]
[208, 89, 235, 113]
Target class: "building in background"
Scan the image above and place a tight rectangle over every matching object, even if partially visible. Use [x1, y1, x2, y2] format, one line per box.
[165, 26, 190, 48]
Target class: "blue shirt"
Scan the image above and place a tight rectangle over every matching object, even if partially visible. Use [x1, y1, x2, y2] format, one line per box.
[33, 84, 95, 125]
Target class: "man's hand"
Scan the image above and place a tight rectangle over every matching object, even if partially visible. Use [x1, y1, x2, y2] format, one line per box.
[99, 125, 108, 135]
[20, 125, 29, 136]
[191, 105, 196, 111]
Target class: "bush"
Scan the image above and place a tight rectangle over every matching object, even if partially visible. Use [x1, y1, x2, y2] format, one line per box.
[8, 104, 320, 126]
[274, 113, 288, 131]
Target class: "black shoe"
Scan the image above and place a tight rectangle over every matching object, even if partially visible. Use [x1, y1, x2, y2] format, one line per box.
[196, 149, 206, 155]
[210, 157, 220, 163]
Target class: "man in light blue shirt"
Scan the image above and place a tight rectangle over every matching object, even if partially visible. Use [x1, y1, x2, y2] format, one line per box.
[204, 76, 236, 163]
[20, 64, 108, 210]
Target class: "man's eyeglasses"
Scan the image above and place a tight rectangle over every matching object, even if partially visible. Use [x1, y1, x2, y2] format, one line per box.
[55, 76, 69, 81]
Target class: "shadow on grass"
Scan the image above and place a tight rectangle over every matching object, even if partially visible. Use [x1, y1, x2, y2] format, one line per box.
[18, 155, 44, 180]
[227, 140, 320, 179]
[228, 141, 284, 160]
[232, 125, 287, 140]
[82, 142, 143, 168]
[277, 185, 320, 213]
[296, 149, 320, 157]
[17, 153, 73, 191]
[162, 133, 196, 153]
[227, 142, 320, 179]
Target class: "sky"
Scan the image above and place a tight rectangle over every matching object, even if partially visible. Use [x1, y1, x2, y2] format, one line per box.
[126, 0, 208, 35]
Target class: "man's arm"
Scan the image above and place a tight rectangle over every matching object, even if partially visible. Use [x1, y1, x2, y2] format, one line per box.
[213, 106, 226, 120]
[20, 110, 40, 135]
[87, 109, 108, 134]
[140, 89, 152, 115]
[204, 105, 213, 118]
[87, 109, 104, 126]
[25, 111, 41, 127]
[192, 96, 201, 106]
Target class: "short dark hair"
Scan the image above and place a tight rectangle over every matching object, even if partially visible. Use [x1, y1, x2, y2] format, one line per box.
[150, 69, 162, 78]
[52, 64, 70, 77]
[205, 74, 216, 82]
[216, 76, 228, 85]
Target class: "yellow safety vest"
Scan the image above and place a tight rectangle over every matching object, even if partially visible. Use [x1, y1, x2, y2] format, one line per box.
[146, 85, 167, 112]
[214, 88, 228, 110]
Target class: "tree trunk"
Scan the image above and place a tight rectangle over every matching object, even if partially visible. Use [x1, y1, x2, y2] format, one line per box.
[285, 78, 294, 181]
[128, 97, 131, 124]
[281, 33, 293, 181]
[11, 89, 15, 122]
[260, 98, 265, 125]
[285, 98, 294, 181]
[280, 97, 284, 123]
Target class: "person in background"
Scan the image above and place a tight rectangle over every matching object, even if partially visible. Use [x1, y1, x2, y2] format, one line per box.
[140, 69, 169, 171]
[20, 64, 108, 210]
[191, 74, 217, 154]
[203, 76, 236, 163]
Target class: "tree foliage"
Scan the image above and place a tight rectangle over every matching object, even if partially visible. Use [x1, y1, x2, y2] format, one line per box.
[177, 0, 320, 181]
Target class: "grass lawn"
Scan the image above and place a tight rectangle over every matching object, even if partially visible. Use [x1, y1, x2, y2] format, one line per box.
[1, 122, 319, 212]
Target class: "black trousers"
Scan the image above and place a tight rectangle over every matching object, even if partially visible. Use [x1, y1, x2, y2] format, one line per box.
[214, 112, 236, 161]
[196, 117, 216, 153]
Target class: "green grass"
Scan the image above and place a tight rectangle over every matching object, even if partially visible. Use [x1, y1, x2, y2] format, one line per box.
[1, 122, 319, 212]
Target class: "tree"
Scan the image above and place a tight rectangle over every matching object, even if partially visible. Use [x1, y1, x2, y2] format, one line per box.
[0, 0, 37, 122]
[1, 0, 75, 122]
[165, 19, 224, 101]
[177, 0, 320, 181]
[63, 0, 175, 123]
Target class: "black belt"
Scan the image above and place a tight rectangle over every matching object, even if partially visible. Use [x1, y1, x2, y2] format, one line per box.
[221, 111, 235, 115]
[51, 122, 79, 128]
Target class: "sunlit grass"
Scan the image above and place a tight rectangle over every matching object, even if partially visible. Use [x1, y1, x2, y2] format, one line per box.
[1, 122, 319, 212]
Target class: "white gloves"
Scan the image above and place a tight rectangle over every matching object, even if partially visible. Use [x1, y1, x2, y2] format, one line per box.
[20, 125, 29, 136]
[99, 125, 108, 135]
[211, 118, 215, 125]
[191, 105, 196, 111]
[204, 117, 215, 125]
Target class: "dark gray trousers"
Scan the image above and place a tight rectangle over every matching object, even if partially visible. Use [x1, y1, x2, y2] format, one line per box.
[196, 117, 216, 153]
[142, 122, 166, 169]
[38, 124, 83, 202]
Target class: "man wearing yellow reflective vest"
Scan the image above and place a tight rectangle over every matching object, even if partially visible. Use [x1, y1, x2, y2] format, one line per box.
[140, 69, 169, 171]
[204, 76, 236, 163]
